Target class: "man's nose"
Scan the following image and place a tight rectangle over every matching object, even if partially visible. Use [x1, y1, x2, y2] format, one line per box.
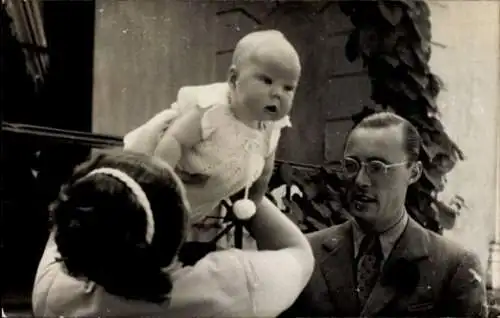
[354, 166, 371, 188]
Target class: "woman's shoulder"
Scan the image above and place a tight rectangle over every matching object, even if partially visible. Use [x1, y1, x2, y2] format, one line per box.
[32, 233, 116, 316]
[32, 234, 99, 316]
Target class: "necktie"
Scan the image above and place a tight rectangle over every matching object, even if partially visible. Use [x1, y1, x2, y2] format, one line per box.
[356, 234, 382, 309]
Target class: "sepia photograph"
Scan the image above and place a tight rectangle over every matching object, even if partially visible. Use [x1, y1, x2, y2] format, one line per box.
[1, 0, 499, 317]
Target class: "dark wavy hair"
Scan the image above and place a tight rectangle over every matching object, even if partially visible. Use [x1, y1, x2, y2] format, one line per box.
[50, 150, 189, 303]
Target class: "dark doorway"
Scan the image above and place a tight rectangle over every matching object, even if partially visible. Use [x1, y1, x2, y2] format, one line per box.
[1, 0, 96, 311]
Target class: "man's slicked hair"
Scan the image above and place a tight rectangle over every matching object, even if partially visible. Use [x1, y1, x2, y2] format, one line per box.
[348, 111, 421, 162]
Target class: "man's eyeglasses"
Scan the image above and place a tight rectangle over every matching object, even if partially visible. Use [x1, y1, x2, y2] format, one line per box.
[341, 157, 408, 179]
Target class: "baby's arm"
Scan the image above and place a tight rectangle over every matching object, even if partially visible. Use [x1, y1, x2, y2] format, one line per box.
[248, 151, 276, 205]
[154, 108, 203, 167]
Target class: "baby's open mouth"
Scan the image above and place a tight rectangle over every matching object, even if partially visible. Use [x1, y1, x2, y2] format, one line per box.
[264, 105, 278, 113]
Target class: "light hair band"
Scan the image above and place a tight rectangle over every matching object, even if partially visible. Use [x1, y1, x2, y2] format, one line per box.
[86, 167, 155, 244]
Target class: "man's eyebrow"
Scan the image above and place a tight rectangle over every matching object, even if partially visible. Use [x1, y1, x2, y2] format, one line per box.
[344, 155, 390, 164]
[365, 156, 390, 163]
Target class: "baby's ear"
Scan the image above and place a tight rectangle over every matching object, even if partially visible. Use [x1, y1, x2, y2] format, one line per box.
[227, 65, 237, 88]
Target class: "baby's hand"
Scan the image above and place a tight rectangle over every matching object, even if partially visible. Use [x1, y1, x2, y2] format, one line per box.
[175, 169, 210, 185]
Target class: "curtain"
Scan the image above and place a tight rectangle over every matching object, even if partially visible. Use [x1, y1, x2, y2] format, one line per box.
[3, 0, 49, 89]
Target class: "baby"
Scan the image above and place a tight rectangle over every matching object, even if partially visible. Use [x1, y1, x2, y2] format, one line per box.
[124, 30, 301, 247]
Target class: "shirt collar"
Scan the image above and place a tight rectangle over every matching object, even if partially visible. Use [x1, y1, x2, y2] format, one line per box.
[352, 209, 409, 261]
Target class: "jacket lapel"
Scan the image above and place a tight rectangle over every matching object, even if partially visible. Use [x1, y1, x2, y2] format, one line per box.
[361, 217, 430, 317]
[319, 221, 359, 314]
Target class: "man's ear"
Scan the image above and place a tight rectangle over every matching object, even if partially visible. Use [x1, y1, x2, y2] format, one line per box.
[408, 161, 422, 185]
[227, 65, 237, 88]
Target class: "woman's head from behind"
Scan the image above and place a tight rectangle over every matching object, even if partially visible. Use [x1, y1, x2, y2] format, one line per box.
[51, 150, 189, 302]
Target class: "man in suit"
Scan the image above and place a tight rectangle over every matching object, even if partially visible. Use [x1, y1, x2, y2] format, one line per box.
[282, 112, 488, 317]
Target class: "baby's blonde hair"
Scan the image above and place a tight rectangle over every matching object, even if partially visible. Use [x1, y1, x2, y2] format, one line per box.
[231, 30, 300, 71]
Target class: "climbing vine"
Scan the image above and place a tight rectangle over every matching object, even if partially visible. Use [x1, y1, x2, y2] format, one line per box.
[338, 0, 463, 233]
[268, 0, 464, 235]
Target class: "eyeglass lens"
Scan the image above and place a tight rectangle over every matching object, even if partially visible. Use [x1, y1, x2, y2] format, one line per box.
[343, 158, 386, 177]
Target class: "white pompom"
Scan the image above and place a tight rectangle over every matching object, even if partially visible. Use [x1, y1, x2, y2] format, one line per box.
[232, 199, 256, 220]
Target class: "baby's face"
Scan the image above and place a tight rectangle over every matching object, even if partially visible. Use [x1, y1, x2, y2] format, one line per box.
[231, 47, 300, 122]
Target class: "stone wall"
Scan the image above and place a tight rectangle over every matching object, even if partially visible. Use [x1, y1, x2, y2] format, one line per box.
[428, 1, 500, 273]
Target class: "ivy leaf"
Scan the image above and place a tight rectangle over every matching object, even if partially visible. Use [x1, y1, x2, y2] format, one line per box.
[408, 12, 431, 44]
[428, 74, 443, 99]
[386, 78, 420, 101]
[421, 133, 457, 172]
[430, 199, 458, 230]
[422, 207, 443, 233]
[412, 46, 429, 69]
[359, 28, 380, 58]
[377, 0, 404, 26]
[414, 186, 434, 211]
[310, 201, 334, 223]
[325, 197, 342, 213]
[406, 205, 433, 230]
[304, 215, 329, 232]
[420, 91, 439, 112]
[278, 163, 294, 185]
[427, 116, 445, 131]
[292, 170, 318, 199]
[424, 130, 461, 167]
[448, 195, 467, 213]
[415, 1, 431, 25]
[431, 153, 457, 174]
[422, 168, 445, 192]
[282, 196, 304, 225]
[396, 43, 418, 68]
[327, 200, 351, 224]
[382, 55, 400, 68]
[407, 70, 429, 89]
[407, 178, 435, 197]
[397, 0, 418, 11]
[452, 141, 465, 161]
[408, 116, 438, 134]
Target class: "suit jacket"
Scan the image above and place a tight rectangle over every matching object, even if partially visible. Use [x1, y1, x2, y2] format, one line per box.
[281, 217, 488, 317]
